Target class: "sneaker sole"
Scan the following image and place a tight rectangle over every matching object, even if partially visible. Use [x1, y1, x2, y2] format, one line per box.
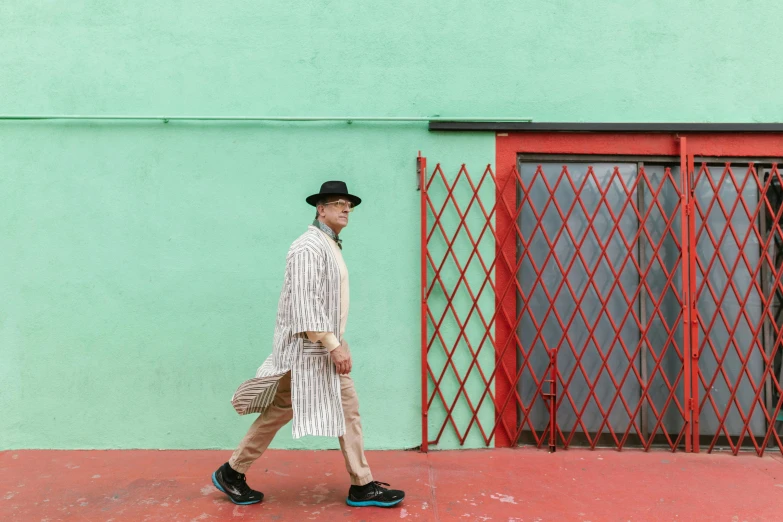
[346, 497, 404, 508]
[211, 472, 263, 505]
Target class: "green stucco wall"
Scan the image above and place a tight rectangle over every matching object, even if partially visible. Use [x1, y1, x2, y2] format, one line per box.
[2, 1, 782, 450]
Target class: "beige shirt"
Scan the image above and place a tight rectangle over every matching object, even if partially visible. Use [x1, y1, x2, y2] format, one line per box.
[306, 229, 348, 351]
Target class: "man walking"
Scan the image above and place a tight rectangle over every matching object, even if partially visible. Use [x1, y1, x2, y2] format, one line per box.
[212, 181, 405, 508]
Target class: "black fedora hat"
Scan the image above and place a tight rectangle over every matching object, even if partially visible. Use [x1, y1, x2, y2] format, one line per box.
[306, 181, 362, 207]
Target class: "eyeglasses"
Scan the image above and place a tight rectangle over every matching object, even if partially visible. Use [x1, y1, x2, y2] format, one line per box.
[322, 199, 355, 212]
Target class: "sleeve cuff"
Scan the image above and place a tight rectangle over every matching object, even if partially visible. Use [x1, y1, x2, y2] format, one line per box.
[305, 331, 340, 352]
[322, 333, 340, 352]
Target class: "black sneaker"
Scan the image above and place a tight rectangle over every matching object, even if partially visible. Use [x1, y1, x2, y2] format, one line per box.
[346, 481, 405, 507]
[211, 462, 264, 505]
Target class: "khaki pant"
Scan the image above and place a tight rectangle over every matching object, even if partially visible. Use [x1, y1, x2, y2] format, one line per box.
[229, 371, 373, 486]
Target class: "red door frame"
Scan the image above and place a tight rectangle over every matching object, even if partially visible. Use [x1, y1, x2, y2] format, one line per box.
[493, 132, 783, 449]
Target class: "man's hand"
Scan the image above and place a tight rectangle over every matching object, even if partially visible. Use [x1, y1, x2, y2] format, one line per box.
[330, 340, 352, 375]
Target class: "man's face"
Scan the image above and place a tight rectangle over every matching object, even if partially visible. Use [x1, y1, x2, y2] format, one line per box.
[318, 196, 351, 233]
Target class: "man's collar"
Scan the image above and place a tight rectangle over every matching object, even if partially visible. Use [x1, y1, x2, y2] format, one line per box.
[312, 219, 342, 249]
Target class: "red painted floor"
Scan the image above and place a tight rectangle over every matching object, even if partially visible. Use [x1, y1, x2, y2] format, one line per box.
[2, 448, 783, 521]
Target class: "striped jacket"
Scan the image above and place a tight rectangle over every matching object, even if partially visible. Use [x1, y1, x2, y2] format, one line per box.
[231, 226, 345, 438]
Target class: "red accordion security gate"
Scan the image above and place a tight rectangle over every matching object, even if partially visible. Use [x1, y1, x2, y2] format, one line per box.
[421, 133, 783, 455]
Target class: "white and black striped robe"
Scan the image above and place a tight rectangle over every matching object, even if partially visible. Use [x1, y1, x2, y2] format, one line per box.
[231, 226, 345, 438]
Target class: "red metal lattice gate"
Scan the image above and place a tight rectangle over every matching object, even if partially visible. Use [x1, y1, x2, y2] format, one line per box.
[421, 133, 783, 455]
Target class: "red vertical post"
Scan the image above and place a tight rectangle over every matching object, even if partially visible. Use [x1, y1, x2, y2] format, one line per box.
[419, 152, 429, 453]
[687, 153, 700, 453]
[679, 138, 693, 453]
[495, 137, 520, 447]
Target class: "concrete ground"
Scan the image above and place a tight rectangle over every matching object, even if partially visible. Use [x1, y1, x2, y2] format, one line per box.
[2, 448, 783, 521]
